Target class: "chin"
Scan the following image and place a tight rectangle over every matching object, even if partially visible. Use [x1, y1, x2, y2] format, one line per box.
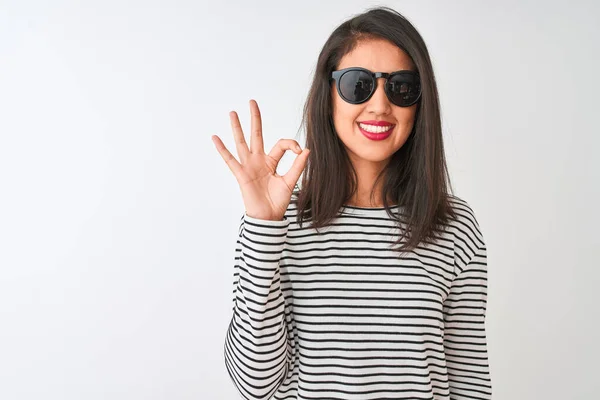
[349, 148, 395, 163]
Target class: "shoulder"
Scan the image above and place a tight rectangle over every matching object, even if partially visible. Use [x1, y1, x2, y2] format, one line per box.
[446, 194, 486, 271]
[291, 184, 301, 198]
[289, 184, 302, 209]
[283, 184, 302, 220]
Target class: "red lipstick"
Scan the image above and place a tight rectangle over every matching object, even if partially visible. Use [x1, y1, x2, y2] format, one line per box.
[357, 121, 395, 141]
[358, 120, 394, 126]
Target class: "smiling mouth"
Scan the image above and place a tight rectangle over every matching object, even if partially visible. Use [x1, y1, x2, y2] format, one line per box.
[357, 122, 394, 133]
[357, 123, 394, 140]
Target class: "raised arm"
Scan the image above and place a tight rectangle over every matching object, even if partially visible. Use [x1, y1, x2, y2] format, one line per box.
[224, 213, 293, 400]
[211, 99, 308, 399]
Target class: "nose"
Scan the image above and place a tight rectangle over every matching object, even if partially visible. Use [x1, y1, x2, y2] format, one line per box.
[366, 77, 392, 114]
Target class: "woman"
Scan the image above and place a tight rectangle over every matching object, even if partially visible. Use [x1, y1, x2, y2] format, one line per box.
[211, 6, 492, 400]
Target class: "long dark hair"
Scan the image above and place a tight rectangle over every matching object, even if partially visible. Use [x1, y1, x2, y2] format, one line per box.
[293, 6, 459, 254]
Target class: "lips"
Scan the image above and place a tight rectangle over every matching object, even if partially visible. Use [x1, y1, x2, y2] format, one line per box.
[358, 122, 394, 141]
[358, 120, 394, 127]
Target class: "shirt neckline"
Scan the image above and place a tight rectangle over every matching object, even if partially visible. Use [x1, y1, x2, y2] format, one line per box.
[340, 203, 401, 216]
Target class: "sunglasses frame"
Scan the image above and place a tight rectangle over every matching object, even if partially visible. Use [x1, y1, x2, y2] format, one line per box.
[330, 67, 422, 107]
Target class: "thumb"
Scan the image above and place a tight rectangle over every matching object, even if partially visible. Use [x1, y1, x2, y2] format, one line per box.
[282, 149, 310, 190]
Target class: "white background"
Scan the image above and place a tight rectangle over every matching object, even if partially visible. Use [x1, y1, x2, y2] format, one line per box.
[1, 0, 598, 399]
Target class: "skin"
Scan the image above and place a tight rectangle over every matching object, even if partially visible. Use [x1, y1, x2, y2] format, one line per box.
[332, 38, 418, 207]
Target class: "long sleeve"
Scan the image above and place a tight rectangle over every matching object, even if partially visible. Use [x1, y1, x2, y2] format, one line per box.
[443, 244, 492, 399]
[224, 212, 292, 400]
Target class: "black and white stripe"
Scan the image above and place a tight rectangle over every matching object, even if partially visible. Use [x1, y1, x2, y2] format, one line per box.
[224, 192, 491, 400]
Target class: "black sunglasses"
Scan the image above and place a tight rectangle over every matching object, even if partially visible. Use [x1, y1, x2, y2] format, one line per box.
[330, 67, 422, 107]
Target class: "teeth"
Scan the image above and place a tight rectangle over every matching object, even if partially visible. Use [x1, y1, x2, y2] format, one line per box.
[359, 123, 393, 133]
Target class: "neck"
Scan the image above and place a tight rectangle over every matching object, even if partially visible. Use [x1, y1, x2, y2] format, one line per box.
[344, 150, 394, 207]
[346, 165, 389, 208]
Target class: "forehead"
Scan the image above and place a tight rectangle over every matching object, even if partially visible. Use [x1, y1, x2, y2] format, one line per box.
[337, 38, 415, 72]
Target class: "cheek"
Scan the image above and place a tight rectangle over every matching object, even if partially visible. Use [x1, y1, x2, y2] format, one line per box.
[331, 98, 348, 131]
[333, 100, 361, 131]
[395, 107, 417, 129]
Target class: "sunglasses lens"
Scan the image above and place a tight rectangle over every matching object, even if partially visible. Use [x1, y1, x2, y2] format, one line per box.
[338, 69, 374, 103]
[387, 72, 421, 106]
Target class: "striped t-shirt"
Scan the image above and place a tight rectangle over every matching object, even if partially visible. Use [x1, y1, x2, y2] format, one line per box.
[224, 190, 491, 400]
